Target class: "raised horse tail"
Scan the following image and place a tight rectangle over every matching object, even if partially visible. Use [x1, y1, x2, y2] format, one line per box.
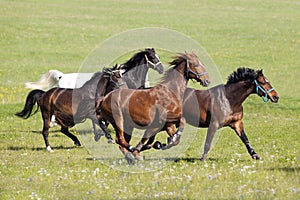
[25, 70, 62, 90]
[15, 89, 45, 119]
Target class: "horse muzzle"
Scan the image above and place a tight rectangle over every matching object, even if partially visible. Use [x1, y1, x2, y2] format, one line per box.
[270, 95, 279, 103]
[199, 79, 210, 87]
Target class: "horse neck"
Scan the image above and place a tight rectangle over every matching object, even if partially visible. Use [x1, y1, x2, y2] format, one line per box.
[160, 63, 187, 100]
[79, 75, 102, 99]
[123, 60, 148, 88]
[225, 81, 254, 105]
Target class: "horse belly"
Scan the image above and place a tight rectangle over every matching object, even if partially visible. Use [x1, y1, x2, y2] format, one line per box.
[127, 96, 157, 128]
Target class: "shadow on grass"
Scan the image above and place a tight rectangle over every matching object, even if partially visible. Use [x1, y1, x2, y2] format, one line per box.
[7, 145, 79, 151]
[267, 167, 300, 173]
[0, 129, 62, 135]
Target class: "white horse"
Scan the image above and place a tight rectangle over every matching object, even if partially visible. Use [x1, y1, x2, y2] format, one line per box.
[25, 70, 95, 90]
[25, 69, 149, 90]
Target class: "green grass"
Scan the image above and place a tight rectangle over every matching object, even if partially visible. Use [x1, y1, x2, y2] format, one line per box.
[1, 0, 299, 199]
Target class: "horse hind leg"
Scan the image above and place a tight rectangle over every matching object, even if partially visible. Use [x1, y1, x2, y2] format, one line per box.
[42, 119, 53, 152]
[135, 127, 161, 153]
[60, 127, 81, 146]
[200, 121, 219, 161]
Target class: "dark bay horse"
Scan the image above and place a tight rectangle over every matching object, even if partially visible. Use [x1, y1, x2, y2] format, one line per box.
[16, 48, 164, 152]
[98, 52, 210, 163]
[146, 67, 279, 161]
[15, 68, 124, 152]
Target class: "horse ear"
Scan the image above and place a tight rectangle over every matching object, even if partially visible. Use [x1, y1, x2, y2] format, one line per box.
[256, 69, 263, 77]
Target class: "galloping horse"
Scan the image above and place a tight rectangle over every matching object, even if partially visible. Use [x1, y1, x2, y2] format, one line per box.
[16, 48, 164, 151]
[97, 52, 210, 163]
[144, 67, 279, 160]
[15, 68, 124, 152]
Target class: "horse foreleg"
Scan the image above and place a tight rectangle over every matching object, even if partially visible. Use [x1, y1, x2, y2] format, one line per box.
[162, 117, 186, 150]
[231, 120, 260, 160]
[200, 121, 219, 161]
[115, 126, 136, 164]
[135, 128, 161, 152]
[60, 127, 81, 146]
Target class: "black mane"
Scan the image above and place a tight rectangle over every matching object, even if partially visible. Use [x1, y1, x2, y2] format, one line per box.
[121, 49, 152, 72]
[226, 67, 259, 84]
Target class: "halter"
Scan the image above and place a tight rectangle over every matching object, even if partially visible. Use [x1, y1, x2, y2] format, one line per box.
[145, 54, 162, 68]
[185, 59, 208, 80]
[254, 79, 274, 102]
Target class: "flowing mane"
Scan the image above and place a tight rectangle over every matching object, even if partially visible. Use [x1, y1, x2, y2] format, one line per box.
[226, 67, 259, 84]
[121, 49, 151, 73]
[160, 54, 186, 82]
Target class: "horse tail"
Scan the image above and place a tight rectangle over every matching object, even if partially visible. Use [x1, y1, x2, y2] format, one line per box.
[15, 89, 45, 119]
[25, 70, 63, 90]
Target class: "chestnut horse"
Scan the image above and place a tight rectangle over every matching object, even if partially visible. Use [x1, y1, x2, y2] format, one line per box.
[98, 52, 210, 163]
[143, 67, 279, 161]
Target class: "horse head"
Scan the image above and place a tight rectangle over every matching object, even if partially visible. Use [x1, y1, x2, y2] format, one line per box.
[144, 48, 164, 74]
[254, 70, 279, 103]
[184, 52, 210, 87]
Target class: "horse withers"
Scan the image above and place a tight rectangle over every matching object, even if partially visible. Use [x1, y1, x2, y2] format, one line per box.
[97, 52, 210, 164]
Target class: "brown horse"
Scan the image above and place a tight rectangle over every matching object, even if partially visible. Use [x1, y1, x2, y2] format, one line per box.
[16, 48, 163, 152]
[98, 52, 210, 163]
[144, 67, 279, 161]
[15, 68, 124, 152]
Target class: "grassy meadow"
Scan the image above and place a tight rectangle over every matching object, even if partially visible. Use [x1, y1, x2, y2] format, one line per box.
[1, 0, 299, 199]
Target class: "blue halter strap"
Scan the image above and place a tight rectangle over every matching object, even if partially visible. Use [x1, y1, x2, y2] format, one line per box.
[254, 79, 274, 102]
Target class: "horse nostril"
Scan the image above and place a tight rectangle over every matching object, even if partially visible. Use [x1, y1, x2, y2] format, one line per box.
[273, 96, 279, 102]
[206, 80, 211, 86]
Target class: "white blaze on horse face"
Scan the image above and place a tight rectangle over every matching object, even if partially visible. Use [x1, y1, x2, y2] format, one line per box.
[265, 78, 270, 83]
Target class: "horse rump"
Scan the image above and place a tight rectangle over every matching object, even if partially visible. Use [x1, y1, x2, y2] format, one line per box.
[15, 89, 45, 119]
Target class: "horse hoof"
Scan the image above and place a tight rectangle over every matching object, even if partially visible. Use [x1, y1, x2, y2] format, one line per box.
[200, 154, 207, 161]
[46, 146, 54, 153]
[125, 153, 135, 165]
[94, 134, 102, 142]
[153, 141, 162, 150]
[74, 141, 81, 146]
[252, 154, 260, 160]
[107, 139, 115, 144]
[135, 154, 144, 161]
